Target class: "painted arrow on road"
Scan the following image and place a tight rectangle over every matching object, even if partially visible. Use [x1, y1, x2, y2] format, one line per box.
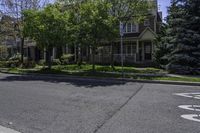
[181, 114, 200, 123]
[173, 92, 200, 100]
[178, 105, 200, 112]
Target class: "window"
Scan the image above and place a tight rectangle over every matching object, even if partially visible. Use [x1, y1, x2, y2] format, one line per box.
[131, 24, 137, 33]
[132, 44, 137, 53]
[127, 23, 132, 33]
[144, 20, 150, 26]
[127, 45, 132, 55]
[124, 23, 138, 33]
[145, 44, 151, 54]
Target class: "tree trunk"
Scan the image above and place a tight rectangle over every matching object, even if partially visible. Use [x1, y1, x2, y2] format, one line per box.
[74, 44, 77, 63]
[48, 47, 52, 69]
[20, 37, 24, 67]
[92, 46, 95, 72]
[110, 43, 115, 70]
[45, 47, 52, 69]
[77, 44, 82, 68]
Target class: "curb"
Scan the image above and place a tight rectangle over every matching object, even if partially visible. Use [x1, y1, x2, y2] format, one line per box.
[1, 71, 200, 86]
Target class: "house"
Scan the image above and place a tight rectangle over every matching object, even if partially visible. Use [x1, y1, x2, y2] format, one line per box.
[71, 0, 162, 66]
[2, 0, 162, 66]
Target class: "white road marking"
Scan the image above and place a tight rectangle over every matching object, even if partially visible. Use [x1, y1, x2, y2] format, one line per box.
[0, 125, 20, 133]
[173, 93, 200, 100]
[181, 114, 200, 123]
[178, 105, 200, 112]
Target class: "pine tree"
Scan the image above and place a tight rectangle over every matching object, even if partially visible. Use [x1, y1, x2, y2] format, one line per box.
[184, 0, 200, 73]
[166, 0, 200, 74]
[154, 23, 171, 68]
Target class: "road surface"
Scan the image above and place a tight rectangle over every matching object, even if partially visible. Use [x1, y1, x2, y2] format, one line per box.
[0, 73, 199, 133]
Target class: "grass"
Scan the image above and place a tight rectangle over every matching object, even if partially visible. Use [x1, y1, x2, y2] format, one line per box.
[50, 64, 164, 74]
[2, 64, 200, 83]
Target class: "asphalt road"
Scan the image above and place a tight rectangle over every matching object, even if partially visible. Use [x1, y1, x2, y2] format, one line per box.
[0, 73, 200, 133]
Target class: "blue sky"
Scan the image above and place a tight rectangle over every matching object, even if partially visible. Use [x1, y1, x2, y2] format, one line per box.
[158, 0, 171, 20]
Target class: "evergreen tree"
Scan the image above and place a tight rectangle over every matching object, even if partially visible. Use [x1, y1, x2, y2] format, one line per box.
[154, 23, 171, 68]
[166, 0, 200, 74]
[184, 0, 200, 73]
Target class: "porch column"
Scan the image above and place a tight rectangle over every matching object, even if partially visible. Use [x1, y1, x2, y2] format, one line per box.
[136, 40, 139, 62]
[52, 47, 56, 59]
[151, 41, 154, 61]
[74, 45, 77, 62]
[66, 45, 69, 54]
[43, 48, 46, 60]
[142, 42, 145, 61]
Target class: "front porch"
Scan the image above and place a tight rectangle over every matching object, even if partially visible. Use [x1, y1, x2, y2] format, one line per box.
[94, 40, 154, 65]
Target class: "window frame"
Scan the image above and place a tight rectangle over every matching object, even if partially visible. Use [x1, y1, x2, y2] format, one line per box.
[124, 22, 138, 33]
[144, 19, 150, 27]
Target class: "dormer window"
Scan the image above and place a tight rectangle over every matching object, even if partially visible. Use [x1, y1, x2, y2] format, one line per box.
[144, 20, 150, 26]
[124, 23, 138, 33]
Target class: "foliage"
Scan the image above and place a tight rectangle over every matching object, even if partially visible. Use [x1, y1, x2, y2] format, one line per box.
[154, 23, 171, 67]
[0, 61, 7, 68]
[38, 59, 45, 66]
[0, 45, 8, 60]
[0, 0, 51, 65]
[164, 0, 200, 74]
[9, 53, 21, 61]
[23, 4, 70, 68]
[60, 54, 74, 64]
[52, 59, 61, 65]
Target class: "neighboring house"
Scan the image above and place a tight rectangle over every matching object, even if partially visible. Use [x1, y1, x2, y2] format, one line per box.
[81, 0, 162, 65]
[63, 0, 162, 65]
[2, 0, 162, 66]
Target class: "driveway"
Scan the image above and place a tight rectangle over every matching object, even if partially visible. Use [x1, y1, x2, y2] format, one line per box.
[0, 73, 199, 133]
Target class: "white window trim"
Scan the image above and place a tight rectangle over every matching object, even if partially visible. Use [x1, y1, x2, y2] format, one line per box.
[124, 23, 139, 33]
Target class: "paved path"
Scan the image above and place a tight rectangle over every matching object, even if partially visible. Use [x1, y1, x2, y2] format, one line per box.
[0, 125, 20, 133]
[0, 73, 200, 133]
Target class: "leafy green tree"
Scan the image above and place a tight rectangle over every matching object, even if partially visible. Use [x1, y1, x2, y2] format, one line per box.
[80, 0, 116, 71]
[59, 0, 151, 71]
[106, 0, 152, 69]
[60, 0, 116, 71]
[23, 4, 69, 69]
[0, 0, 50, 65]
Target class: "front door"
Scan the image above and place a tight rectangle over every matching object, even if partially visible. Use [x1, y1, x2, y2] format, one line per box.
[144, 42, 152, 61]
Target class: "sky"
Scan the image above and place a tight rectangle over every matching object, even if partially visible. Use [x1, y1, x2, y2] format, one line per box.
[158, 0, 171, 20]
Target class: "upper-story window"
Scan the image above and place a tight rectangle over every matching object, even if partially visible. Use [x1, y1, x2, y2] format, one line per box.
[144, 19, 150, 26]
[124, 23, 138, 33]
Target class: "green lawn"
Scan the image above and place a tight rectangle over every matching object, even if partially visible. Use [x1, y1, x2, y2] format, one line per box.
[49, 64, 164, 74]
[3, 64, 200, 83]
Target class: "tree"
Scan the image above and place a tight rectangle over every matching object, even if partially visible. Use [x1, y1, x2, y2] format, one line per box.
[0, 0, 50, 65]
[166, 0, 200, 74]
[59, 0, 151, 71]
[105, 0, 152, 69]
[59, 0, 116, 71]
[23, 4, 69, 69]
[154, 23, 171, 68]
[79, 0, 117, 71]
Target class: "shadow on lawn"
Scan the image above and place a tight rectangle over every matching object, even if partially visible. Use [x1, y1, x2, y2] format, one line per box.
[0, 71, 129, 87]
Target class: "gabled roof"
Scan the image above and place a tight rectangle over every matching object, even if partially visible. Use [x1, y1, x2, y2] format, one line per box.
[139, 27, 156, 40]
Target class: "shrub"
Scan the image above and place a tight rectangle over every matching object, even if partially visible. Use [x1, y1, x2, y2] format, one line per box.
[9, 53, 21, 61]
[6, 60, 20, 67]
[0, 61, 7, 68]
[23, 60, 36, 68]
[38, 59, 45, 66]
[60, 54, 74, 65]
[52, 59, 61, 65]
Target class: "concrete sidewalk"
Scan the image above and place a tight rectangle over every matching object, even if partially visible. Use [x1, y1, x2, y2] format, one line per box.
[0, 125, 20, 133]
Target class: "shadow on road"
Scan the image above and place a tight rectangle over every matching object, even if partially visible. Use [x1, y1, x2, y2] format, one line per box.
[0, 74, 129, 87]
